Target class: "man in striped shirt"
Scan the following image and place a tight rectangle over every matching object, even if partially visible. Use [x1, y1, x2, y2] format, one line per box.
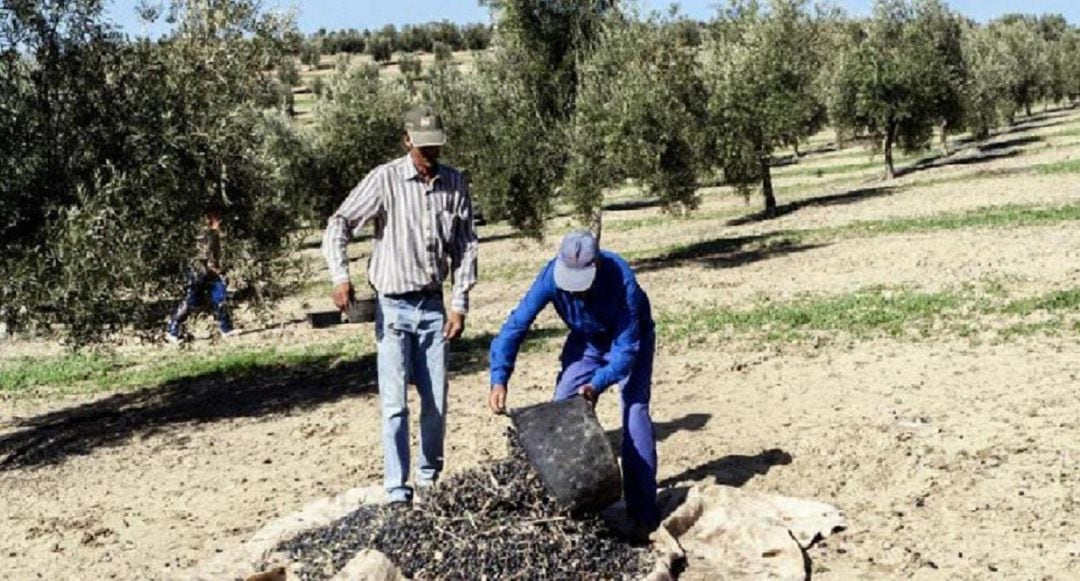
[322, 105, 478, 505]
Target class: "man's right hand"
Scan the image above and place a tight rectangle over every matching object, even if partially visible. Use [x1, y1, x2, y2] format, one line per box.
[489, 385, 508, 415]
[332, 282, 354, 312]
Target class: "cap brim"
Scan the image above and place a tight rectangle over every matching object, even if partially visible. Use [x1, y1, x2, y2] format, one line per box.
[408, 129, 446, 147]
[554, 261, 596, 292]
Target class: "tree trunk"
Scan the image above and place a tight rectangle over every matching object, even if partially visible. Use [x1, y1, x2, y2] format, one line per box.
[884, 124, 897, 179]
[939, 119, 949, 155]
[761, 157, 777, 217]
[792, 141, 801, 158]
[1025, 102, 1032, 117]
[589, 210, 603, 245]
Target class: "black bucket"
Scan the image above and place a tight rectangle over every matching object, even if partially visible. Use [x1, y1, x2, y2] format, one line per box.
[345, 297, 376, 323]
[307, 310, 342, 329]
[511, 397, 622, 513]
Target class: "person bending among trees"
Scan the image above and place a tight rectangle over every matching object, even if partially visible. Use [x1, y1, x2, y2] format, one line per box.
[488, 230, 659, 535]
[166, 210, 234, 343]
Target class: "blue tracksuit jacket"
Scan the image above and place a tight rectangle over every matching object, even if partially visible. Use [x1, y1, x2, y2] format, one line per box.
[489, 250, 654, 392]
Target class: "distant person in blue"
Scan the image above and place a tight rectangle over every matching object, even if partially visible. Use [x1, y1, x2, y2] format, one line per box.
[488, 230, 659, 532]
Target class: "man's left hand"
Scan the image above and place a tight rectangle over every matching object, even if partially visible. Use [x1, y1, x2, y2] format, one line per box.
[578, 385, 597, 406]
[443, 311, 465, 340]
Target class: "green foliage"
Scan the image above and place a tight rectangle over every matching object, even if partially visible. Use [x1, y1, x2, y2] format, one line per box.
[987, 16, 1050, 117]
[315, 22, 491, 55]
[424, 0, 614, 237]
[277, 56, 301, 86]
[961, 22, 1017, 138]
[398, 51, 422, 79]
[565, 12, 706, 224]
[308, 62, 408, 219]
[433, 41, 453, 62]
[299, 38, 321, 67]
[701, 0, 827, 213]
[0, 0, 308, 344]
[830, 0, 964, 177]
[462, 22, 493, 50]
[367, 34, 393, 62]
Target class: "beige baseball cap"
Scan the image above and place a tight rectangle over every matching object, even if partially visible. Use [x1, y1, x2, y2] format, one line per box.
[404, 105, 447, 147]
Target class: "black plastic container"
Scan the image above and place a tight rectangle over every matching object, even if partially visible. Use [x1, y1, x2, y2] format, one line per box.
[307, 310, 342, 328]
[511, 397, 622, 513]
[345, 297, 376, 323]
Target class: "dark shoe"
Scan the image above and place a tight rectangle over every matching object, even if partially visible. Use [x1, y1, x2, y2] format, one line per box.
[624, 519, 657, 543]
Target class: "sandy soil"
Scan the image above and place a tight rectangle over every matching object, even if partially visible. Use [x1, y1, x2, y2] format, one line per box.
[3, 108, 1080, 580]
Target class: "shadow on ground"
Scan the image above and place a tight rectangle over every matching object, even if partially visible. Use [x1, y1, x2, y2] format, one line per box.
[660, 448, 793, 488]
[897, 136, 1035, 178]
[0, 329, 555, 472]
[726, 185, 898, 227]
[605, 412, 711, 451]
[480, 230, 526, 244]
[633, 234, 828, 273]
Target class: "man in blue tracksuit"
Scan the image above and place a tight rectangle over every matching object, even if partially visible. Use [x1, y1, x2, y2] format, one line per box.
[488, 230, 659, 531]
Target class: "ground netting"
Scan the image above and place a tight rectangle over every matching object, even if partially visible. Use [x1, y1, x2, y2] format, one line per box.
[274, 434, 652, 580]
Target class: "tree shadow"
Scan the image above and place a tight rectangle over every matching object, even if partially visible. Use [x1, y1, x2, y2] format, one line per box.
[605, 412, 711, 451]
[770, 143, 840, 168]
[726, 185, 898, 227]
[633, 234, 828, 274]
[480, 230, 525, 244]
[953, 112, 1072, 148]
[0, 329, 558, 472]
[896, 141, 1028, 178]
[659, 447, 793, 488]
[604, 198, 664, 212]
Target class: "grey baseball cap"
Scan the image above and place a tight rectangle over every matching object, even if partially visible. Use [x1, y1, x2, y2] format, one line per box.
[404, 105, 447, 147]
[554, 230, 599, 292]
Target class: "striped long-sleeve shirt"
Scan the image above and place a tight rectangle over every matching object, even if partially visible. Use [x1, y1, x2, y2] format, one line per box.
[322, 154, 479, 313]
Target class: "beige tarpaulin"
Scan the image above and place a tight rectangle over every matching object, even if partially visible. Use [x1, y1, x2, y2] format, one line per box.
[645, 484, 846, 581]
[208, 481, 842, 581]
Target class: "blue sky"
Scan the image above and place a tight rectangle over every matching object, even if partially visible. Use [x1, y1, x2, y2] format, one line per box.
[104, 1, 1080, 36]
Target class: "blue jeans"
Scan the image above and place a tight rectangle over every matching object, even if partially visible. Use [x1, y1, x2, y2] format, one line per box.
[554, 330, 659, 527]
[375, 293, 449, 503]
[167, 270, 232, 336]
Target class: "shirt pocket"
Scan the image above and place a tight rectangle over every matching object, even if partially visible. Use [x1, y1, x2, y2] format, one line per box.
[437, 208, 458, 240]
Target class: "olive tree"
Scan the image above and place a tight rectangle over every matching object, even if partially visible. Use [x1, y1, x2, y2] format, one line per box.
[988, 16, 1049, 117]
[701, 0, 827, 214]
[830, 0, 960, 178]
[307, 62, 409, 219]
[564, 12, 707, 234]
[424, 0, 614, 238]
[0, 0, 308, 344]
[961, 22, 1017, 138]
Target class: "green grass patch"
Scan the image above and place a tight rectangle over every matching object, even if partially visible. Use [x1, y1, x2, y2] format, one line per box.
[629, 204, 1080, 266]
[660, 284, 1080, 345]
[1043, 126, 1080, 139]
[832, 204, 1080, 238]
[773, 159, 884, 179]
[0, 338, 368, 397]
[1001, 288, 1080, 316]
[660, 287, 964, 342]
[1036, 158, 1080, 175]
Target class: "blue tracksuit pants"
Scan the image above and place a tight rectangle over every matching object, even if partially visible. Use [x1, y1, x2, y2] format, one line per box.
[167, 270, 233, 337]
[553, 330, 659, 527]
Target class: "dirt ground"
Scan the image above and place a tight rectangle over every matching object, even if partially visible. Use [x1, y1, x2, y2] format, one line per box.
[3, 108, 1080, 580]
